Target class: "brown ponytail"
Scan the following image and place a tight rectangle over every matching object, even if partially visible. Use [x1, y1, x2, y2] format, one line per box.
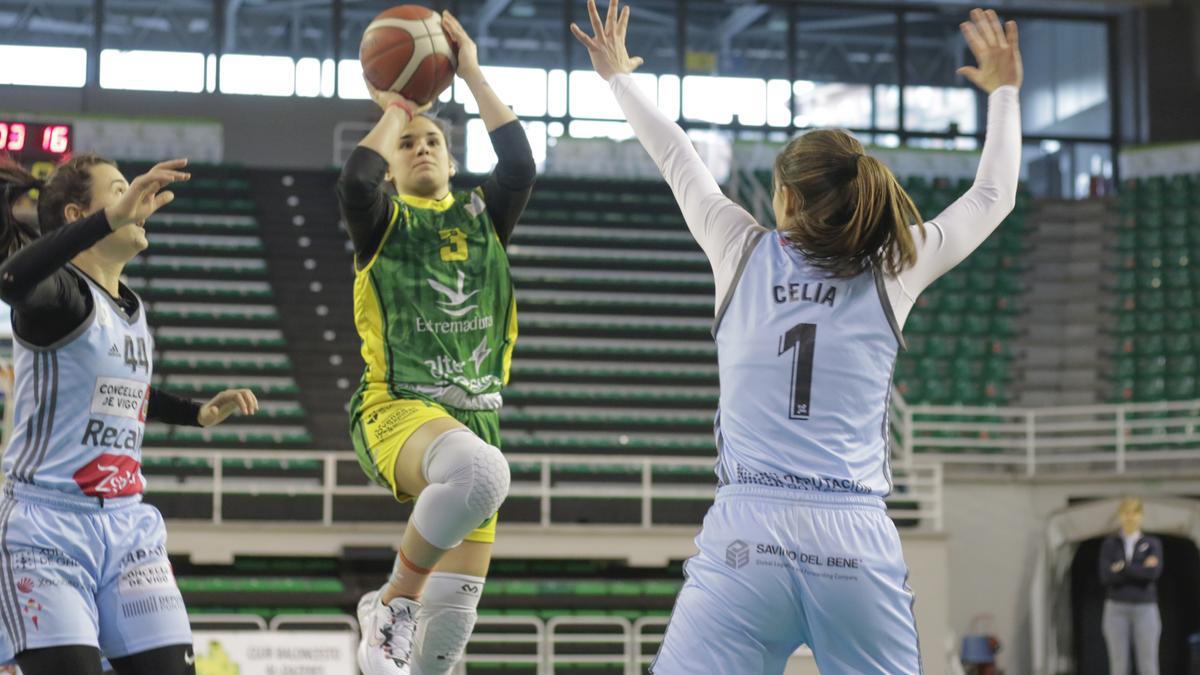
[773, 129, 925, 279]
[0, 156, 41, 263]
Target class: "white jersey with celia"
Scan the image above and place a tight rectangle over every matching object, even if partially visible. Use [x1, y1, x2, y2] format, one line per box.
[2, 269, 152, 498]
[714, 232, 903, 496]
[607, 74, 1021, 499]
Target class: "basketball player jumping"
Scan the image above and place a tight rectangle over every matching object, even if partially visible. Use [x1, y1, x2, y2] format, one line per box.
[336, 11, 535, 675]
[0, 155, 259, 675]
[574, 2, 1022, 672]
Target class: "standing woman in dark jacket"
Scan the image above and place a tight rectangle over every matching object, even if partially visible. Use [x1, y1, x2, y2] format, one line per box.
[1099, 497, 1162, 675]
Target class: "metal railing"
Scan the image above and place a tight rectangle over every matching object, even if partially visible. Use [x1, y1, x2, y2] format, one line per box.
[192, 612, 811, 674]
[889, 393, 1200, 475]
[142, 449, 944, 531]
[196, 613, 661, 675]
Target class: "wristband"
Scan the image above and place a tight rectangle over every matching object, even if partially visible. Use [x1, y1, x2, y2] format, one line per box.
[388, 99, 414, 121]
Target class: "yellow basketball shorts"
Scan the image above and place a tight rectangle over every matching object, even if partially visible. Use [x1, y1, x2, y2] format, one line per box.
[351, 397, 502, 544]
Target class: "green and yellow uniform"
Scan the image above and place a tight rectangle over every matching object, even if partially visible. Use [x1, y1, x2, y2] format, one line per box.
[350, 189, 517, 543]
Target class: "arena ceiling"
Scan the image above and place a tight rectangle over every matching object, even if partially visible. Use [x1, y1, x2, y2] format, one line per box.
[0, 0, 1159, 87]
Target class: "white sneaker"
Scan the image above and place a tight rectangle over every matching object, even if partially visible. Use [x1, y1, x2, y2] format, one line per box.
[357, 586, 420, 675]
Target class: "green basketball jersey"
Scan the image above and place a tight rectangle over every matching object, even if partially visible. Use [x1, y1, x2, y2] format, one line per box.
[352, 189, 517, 412]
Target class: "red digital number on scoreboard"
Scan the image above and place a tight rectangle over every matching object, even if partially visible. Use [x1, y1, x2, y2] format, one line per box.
[0, 123, 27, 152]
[42, 125, 69, 153]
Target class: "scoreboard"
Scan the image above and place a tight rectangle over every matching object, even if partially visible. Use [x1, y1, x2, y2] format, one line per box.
[0, 120, 72, 162]
[1, 119, 73, 184]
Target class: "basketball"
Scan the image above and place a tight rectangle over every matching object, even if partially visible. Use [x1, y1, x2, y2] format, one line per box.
[359, 5, 457, 105]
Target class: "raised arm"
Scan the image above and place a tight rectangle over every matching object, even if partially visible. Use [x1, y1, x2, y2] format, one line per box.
[897, 9, 1023, 299]
[0, 159, 188, 309]
[442, 11, 536, 246]
[337, 87, 431, 262]
[572, 0, 764, 305]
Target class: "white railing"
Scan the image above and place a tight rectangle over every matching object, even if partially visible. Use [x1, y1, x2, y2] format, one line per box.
[633, 617, 670, 672]
[729, 162, 774, 227]
[198, 613, 661, 675]
[142, 449, 944, 531]
[463, 615, 545, 673]
[889, 395, 1200, 475]
[547, 616, 632, 673]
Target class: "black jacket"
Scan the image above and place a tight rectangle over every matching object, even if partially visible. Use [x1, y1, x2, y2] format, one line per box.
[1098, 532, 1162, 604]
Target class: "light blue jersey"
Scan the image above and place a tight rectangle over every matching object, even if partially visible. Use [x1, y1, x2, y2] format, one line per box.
[713, 231, 904, 497]
[3, 268, 152, 498]
[651, 232, 920, 674]
[0, 269, 190, 662]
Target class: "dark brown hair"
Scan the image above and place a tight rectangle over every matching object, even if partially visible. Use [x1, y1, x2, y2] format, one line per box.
[0, 156, 41, 262]
[774, 129, 924, 278]
[37, 154, 119, 234]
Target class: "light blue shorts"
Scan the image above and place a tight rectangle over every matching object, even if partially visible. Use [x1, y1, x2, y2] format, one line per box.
[0, 482, 192, 662]
[652, 485, 921, 675]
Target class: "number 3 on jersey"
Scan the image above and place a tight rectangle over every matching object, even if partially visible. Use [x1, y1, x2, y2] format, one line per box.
[439, 228, 469, 262]
[779, 323, 816, 420]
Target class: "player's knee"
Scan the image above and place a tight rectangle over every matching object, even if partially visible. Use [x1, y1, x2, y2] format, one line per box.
[423, 429, 510, 517]
[412, 572, 483, 675]
[468, 441, 510, 516]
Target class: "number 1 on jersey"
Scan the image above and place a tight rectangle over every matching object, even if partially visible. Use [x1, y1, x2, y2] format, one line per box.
[779, 323, 816, 420]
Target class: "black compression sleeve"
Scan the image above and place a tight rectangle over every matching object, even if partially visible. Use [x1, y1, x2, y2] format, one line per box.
[0, 209, 112, 307]
[146, 388, 204, 427]
[482, 121, 536, 248]
[336, 146, 395, 264]
[0, 211, 113, 347]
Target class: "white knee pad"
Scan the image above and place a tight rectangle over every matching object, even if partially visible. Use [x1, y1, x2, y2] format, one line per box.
[410, 428, 510, 550]
[411, 572, 484, 675]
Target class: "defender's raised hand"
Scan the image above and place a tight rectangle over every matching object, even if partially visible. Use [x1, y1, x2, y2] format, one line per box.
[570, 0, 644, 82]
[957, 8, 1023, 93]
[105, 159, 190, 229]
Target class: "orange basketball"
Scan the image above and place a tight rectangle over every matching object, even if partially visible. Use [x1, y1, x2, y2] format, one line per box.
[359, 5, 457, 105]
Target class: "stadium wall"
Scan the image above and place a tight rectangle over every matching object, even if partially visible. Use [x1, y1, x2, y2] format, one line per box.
[1, 84, 376, 169]
[943, 472, 1200, 674]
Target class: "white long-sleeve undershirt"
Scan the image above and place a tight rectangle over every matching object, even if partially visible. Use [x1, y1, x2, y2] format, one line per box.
[608, 73, 1022, 327]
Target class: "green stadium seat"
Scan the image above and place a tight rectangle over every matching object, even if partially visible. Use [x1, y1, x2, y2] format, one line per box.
[1135, 377, 1166, 402]
[1138, 313, 1166, 334]
[1138, 356, 1168, 377]
[1114, 313, 1137, 334]
[1144, 208, 1168, 227]
[1114, 357, 1137, 379]
[1165, 334, 1194, 356]
[1167, 375, 1197, 399]
[934, 314, 963, 333]
[1167, 289, 1195, 311]
[1165, 312, 1194, 333]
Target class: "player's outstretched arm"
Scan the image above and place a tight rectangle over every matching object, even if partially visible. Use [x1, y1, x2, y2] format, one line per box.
[0, 159, 188, 310]
[144, 387, 258, 428]
[897, 8, 1022, 295]
[571, 0, 762, 271]
[197, 388, 260, 427]
[337, 85, 431, 261]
